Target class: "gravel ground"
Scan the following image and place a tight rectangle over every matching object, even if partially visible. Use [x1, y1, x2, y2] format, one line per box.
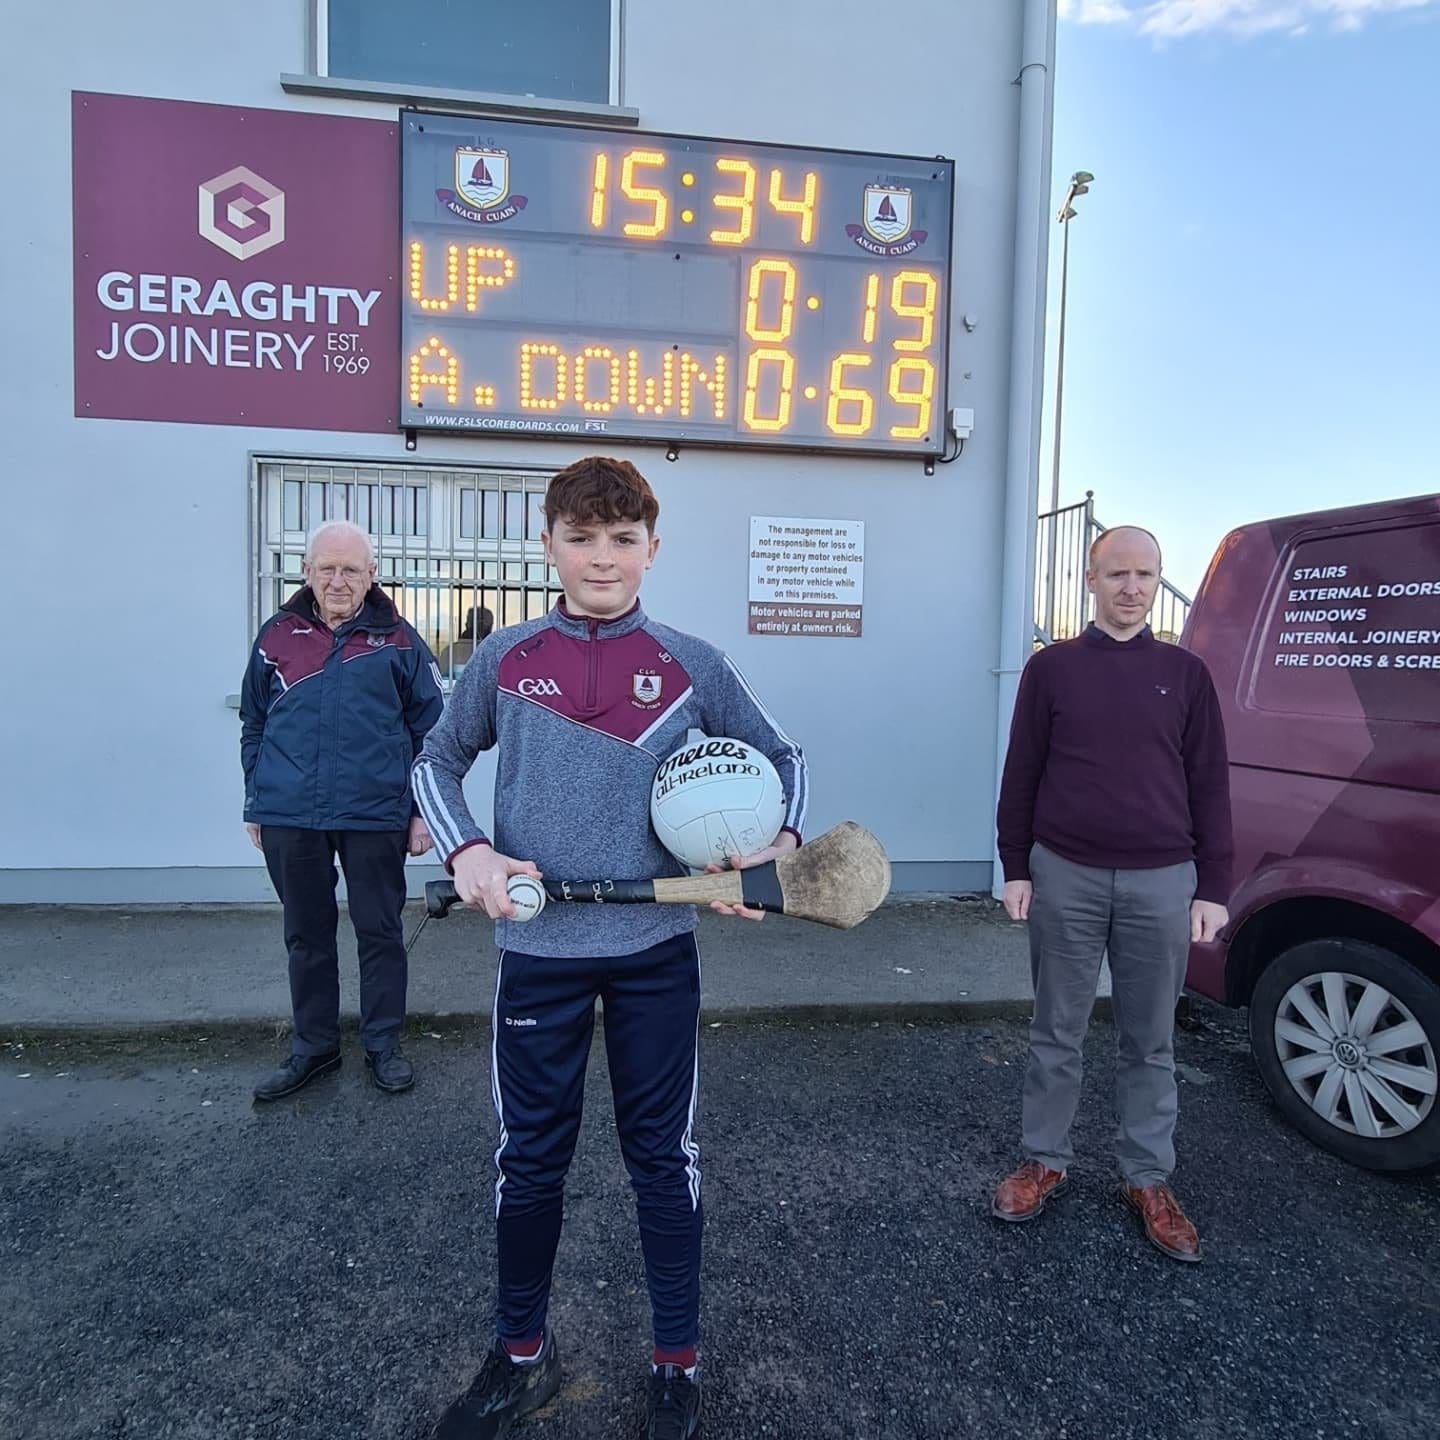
[2, 1003, 1437, 1440]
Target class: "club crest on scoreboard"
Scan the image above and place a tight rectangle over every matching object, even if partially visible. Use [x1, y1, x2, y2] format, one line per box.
[846, 185, 928, 257]
[631, 671, 664, 708]
[436, 147, 529, 224]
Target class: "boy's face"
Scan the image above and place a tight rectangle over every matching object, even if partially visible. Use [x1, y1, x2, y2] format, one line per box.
[543, 514, 659, 620]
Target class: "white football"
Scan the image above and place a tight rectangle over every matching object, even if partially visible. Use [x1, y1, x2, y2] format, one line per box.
[650, 737, 786, 871]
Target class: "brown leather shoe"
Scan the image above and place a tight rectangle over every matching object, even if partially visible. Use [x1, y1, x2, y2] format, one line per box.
[990, 1160, 1069, 1222]
[1122, 1183, 1202, 1263]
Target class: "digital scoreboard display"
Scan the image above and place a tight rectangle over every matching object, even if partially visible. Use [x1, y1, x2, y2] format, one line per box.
[400, 112, 954, 456]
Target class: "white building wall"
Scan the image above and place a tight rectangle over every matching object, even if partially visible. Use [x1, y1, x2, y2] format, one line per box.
[0, 0, 1039, 901]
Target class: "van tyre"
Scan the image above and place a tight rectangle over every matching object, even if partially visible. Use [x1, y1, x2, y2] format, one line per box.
[1250, 938, 1440, 1175]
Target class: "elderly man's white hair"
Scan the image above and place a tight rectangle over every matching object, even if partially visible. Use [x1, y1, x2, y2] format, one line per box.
[305, 519, 376, 566]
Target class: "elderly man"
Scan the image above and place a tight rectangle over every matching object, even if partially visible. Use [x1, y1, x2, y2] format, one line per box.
[991, 526, 1232, 1262]
[241, 520, 444, 1101]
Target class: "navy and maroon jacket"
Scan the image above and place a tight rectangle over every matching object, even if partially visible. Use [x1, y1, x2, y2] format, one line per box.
[413, 601, 808, 958]
[241, 586, 444, 832]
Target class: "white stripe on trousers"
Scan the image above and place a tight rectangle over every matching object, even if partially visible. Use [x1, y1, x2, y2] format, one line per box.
[680, 932, 703, 1210]
[490, 950, 511, 1218]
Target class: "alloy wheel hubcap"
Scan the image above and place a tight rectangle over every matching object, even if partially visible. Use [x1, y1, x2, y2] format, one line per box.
[1274, 971, 1437, 1139]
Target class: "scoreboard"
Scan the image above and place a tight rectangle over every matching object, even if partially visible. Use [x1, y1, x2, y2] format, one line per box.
[400, 112, 955, 457]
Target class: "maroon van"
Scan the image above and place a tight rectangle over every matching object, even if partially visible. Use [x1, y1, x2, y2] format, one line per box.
[1181, 492, 1440, 1174]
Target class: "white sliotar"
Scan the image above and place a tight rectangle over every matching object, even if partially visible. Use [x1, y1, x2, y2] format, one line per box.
[506, 874, 547, 923]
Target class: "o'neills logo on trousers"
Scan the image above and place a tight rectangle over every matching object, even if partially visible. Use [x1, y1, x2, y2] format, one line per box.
[92, 272, 383, 372]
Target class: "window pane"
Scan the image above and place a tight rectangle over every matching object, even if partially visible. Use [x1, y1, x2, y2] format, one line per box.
[483, 492, 499, 538]
[327, 0, 610, 104]
[283, 480, 301, 532]
[460, 488, 476, 539]
[504, 492, 526, 540]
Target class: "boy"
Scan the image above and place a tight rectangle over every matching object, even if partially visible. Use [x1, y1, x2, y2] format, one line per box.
[414, 456, 807, 1439]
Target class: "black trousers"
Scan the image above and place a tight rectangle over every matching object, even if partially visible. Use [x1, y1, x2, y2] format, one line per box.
[260, 826, 409, 1056]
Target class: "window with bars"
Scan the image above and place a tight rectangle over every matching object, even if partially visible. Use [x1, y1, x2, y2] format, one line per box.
[250, 458, 565, 683]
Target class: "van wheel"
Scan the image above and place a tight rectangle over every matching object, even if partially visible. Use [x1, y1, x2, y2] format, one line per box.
[1249, 938, 1440, 1175]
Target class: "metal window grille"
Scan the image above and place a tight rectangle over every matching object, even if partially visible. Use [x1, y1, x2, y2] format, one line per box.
[250, 457, 565, 683]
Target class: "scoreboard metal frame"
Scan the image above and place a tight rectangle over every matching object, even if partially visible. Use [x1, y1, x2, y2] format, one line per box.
[399, 110, 956, 459]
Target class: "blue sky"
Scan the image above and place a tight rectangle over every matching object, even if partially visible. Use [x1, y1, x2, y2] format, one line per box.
[1045, 0, 1440, 596]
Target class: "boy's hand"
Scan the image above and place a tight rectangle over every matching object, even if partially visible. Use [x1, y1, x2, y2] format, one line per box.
[705, 830, 799, 922]
[452, 842, 544, 920]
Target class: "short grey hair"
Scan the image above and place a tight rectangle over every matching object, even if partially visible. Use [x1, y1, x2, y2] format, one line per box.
[305, 519, 376, 567]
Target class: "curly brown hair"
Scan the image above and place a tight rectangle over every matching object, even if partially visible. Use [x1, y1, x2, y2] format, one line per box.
[543, 456, 660, 534]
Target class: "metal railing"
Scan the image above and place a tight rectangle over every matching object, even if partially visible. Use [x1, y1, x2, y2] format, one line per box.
[1035, 491, 1191, 645]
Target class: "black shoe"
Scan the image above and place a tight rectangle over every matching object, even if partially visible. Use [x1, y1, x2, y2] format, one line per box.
[645, 1365, 701, 1440]
[366, 1046, 415, 1093]
[432, 1334, 562, 1439]
[252, 1051, 340, 1102]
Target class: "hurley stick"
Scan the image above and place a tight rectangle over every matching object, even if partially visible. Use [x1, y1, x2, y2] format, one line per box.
[427, 821, 891, 931]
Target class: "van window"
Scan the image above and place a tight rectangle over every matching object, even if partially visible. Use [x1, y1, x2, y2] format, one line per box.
[1253, 522, 1440, 725]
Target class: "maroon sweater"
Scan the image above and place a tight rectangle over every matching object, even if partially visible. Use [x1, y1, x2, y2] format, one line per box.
[997, 626, 1233, 903]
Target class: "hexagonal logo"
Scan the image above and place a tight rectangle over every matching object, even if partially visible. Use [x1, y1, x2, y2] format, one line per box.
[198, 165, 285, 261]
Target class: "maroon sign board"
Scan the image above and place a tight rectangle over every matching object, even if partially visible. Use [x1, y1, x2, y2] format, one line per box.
[72, 92, 398, 432]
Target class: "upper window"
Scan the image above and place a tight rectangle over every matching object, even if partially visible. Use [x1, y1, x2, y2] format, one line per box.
[319, 0, 618, 105]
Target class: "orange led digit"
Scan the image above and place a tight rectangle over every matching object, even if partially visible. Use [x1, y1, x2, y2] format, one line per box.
[519, 342, 568, 410]
[767, 168, 818, 245]
[410, 241, 460, 312]
[825, 353, 874, 436]
[744, 259, 797, 343]
[408, 336, 459, 405]
[576, 346, 623, 413]
[861, 273, 880, 343]
[710, 158, 757, 245]
[890, 271, 938, 353]
[590, 153, 609, 229]
[742, 348, 796, 432]
[888, 357, 935, 440]
[620, 150, 669, 239]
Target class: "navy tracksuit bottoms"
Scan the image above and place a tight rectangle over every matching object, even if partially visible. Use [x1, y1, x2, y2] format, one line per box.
[490, 931, 702, 1350]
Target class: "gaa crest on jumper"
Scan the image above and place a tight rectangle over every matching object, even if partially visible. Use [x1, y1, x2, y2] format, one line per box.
[631, 671, 664, 709]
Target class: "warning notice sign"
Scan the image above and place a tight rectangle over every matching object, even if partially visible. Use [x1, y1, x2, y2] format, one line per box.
[748, 516, 865, 638]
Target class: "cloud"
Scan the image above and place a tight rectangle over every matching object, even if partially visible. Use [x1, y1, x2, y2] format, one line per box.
[1060, 0, 1439, 35]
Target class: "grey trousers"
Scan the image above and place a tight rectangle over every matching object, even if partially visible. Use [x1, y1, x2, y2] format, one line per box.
[1021, 843, 1197, 1187]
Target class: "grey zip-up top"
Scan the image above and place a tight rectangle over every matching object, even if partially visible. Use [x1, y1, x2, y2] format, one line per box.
[412, 602, 808, 957]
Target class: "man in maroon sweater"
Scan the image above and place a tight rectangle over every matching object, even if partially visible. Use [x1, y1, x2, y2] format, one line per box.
[991, 527, 1232, 1262]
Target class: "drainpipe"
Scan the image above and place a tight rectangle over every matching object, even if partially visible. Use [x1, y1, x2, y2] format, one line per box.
[992, 0, 1057, 897]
